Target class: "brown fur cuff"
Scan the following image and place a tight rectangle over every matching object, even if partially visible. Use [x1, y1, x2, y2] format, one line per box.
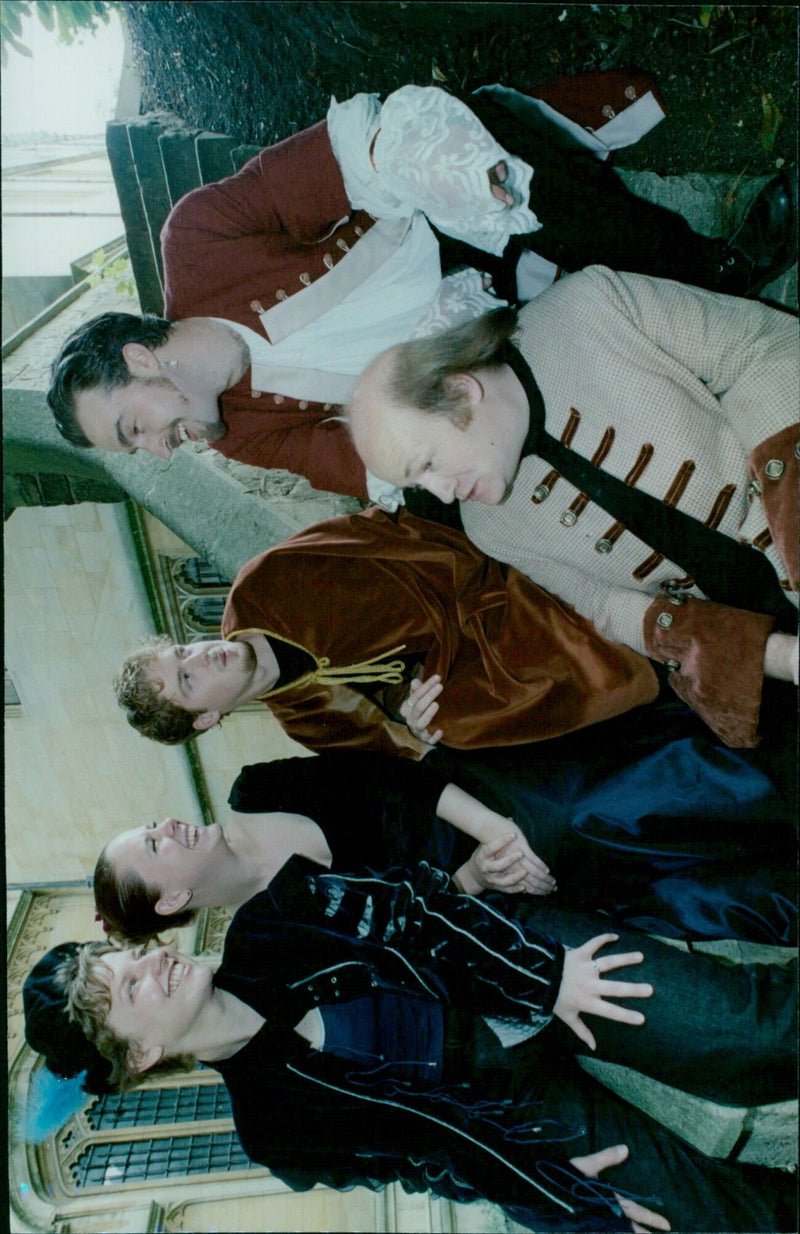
[643, 596, 774, 748]
[746, 426, 799, 592]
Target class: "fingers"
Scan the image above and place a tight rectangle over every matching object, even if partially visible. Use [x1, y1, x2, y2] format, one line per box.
[405, 696, 441, 728]
[412, 700, 441, 730]
[478, 835, 557, 891]
[594, 979, 653, 1001]
[401, 676, 443, 722]
[566, 1015, 596, 1052]
[407, 674, 442, 704]
[401, 677, 445, 745]
[498, 829, 554, 881]
[488, 160, 514, 206]
[588, 1000, 646, 1026]
[619, 1198, 671, 1232]
[569, 1143, 629, 1177]
[512, 834, 552, 877]
[581, 933, 621, 958]
[597, 949, 645, 975]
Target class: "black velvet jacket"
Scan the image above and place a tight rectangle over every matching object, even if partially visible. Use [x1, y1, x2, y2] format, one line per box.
[211, 857, 628, 1231]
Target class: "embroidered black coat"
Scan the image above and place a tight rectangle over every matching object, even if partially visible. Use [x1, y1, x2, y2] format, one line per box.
[212, 857, 629, 1231]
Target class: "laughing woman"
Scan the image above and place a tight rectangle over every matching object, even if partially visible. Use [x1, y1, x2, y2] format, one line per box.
[89, 764, 800, 1111]
[25, 859, 797, 1233]
[94, 712, 797, 950]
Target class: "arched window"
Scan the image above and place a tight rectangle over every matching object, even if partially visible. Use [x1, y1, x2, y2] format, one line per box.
[46, 1073, 265, 1196]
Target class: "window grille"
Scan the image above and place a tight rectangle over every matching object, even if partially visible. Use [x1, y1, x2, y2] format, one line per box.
[181, 596, 227, 633]
[174, 559, 230, 591]
[87, 1083, 234, 1130]
[70, 1131, 257, 1188]
[49, 1081, 267, 1195]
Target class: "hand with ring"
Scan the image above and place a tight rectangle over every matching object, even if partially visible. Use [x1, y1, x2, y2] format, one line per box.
[399, 674, 444, 746]
[553, 934, 653, 1051]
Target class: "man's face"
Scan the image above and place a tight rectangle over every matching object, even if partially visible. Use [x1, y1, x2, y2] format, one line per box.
[74, 375, 225, 459]
[351, 398, 522, 506]
[147, 640, 260, 725]
[105, 818, 225, 909]
[103, 945, 214, 1064]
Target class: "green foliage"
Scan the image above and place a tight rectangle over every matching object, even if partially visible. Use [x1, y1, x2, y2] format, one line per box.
[758, 92, 783, 152]
[84, 248, 136, 298]
[1, 0, 114, 67]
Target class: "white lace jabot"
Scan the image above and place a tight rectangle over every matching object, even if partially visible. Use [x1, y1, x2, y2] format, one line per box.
[328, 85, 540, 257]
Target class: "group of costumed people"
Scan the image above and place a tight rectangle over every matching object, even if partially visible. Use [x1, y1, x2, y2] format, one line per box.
[25, 70, 799, 1233]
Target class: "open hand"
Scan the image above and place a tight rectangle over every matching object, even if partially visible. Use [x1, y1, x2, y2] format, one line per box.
[488, 159, 515, 206]
[554, 934, 653, 1051]
[400, 674, 444, 745]
[570, 1144, 671, 1233]
[468, 831, 556, 895]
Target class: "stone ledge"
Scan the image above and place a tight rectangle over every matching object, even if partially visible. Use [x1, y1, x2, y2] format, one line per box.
[578, 1056, 797, 1168]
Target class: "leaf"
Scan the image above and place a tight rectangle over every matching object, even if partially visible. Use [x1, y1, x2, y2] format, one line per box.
[3, 28, 33, 56]
[431, 58, 448, 83]
[758, 92, 783, 151]
[36, 1, 55, 32]
[1, 2, 25, 36]
[699, 5, 716, 28]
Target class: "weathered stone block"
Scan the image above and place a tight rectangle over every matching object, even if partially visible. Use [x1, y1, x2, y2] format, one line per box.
[578, 1055, 797, 1168]
[126, 115, 176, 294]
[106, 120, 163, 315]
[231, 144, 263, 172]
[3, 389, 357, 578]
[159, 128, 203, 207]
[196, 133, 239, 185]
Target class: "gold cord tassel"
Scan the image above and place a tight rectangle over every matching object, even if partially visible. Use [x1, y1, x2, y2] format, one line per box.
[313, 644, 408, 686]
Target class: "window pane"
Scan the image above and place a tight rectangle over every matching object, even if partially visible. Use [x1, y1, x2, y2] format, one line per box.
[71, 1132, 256, 1188]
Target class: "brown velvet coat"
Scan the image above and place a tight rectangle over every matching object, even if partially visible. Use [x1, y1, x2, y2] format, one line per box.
[221, 508, 657, 758]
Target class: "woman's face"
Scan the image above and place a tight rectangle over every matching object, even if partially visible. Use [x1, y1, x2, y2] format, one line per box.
[105, 818, 225, 906]
[103, 945, 214, 1065]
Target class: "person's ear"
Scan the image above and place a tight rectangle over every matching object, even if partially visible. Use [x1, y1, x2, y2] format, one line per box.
[155, 889, 193, 917]
[448, 373, 483, 404]
[127, 1043, 164, 1075]
[121, 342, 160, 378]
[192, 710, 221, 732]
[443, 373, 481, 428]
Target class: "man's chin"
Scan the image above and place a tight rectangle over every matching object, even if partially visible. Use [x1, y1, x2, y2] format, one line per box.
[197, 420, 227, 444]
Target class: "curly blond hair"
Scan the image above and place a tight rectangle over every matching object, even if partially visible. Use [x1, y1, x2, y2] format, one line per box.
[114, 635, 202, 745]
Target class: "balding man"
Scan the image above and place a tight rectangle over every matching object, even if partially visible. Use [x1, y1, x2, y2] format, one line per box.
[348, 267, 799, 748]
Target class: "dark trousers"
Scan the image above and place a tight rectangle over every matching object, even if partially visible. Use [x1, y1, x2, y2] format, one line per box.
[442, 1010, 796, 1233]
[462, 91, 726, 292]
[509, 903, 797, 1107]
[533, 1061, 797, 1233]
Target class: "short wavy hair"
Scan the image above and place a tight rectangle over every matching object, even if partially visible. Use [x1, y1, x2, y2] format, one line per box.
[350, 305, 520, 428]
[114, 635, 203, 745]
[47, 312, 173, 448]
[94, 844, 197, 946]
[62, 942, 194, 1092]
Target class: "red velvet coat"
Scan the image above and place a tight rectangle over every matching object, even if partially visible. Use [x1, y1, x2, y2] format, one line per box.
[161, 119, 372, 497]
